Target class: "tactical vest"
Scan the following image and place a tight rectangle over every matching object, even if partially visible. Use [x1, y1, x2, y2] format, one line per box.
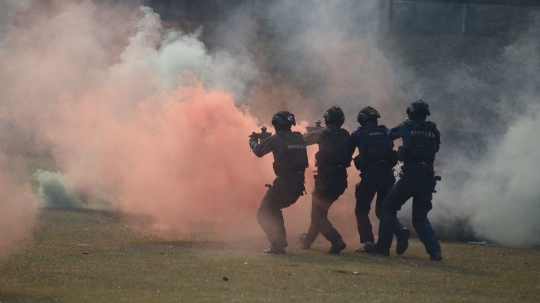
[315, 129, 350, 168]
[406, 121, 438, 162]
[273, 132, 308, 175]
[361, 126, 393, 161]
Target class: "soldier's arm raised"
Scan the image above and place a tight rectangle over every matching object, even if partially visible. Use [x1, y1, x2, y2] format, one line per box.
[250, 135, 275, 158]
[303, 129, 324, 146]
[388, 123, 405, 141]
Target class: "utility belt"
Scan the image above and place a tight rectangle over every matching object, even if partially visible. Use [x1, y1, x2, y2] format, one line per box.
[316, 164, 348, 177]
[274, 167, 306, 178]
[402, 163, 434, 175]
[364, 160, 393, 172]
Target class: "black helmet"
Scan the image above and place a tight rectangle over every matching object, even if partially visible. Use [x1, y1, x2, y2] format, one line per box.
[323, 106, 345, 126]
[271, 110, 296, 126]
[357, 106, 380, 124]
[406, 100, 430, 117]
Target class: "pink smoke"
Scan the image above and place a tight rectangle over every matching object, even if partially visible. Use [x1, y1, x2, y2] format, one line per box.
[0, 155, 38, 256]
[0, 1, 373, 248]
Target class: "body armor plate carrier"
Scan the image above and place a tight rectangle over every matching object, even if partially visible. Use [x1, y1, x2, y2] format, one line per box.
[273, 132, 309, 176]
[362, 126, 393, 161]
[315, 129, 350, 168]
[406, 121, 437, 162]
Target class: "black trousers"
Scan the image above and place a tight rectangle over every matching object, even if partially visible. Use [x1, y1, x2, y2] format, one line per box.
[256, 175, 305, 247]
[354, 170, 403, 244]
[378, 173, 441, 255]
[304, 175, 347, 245]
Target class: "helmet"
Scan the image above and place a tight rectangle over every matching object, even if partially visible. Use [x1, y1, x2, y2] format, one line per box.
[406, 100, 430, 116]
[271, 110, 296, 126]
[357, 106, 380, 124]
[323, 106, 345, 125]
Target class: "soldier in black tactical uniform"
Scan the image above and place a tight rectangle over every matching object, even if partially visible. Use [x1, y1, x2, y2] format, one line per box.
[250, 110, 308, 254]
[349, 106, 409, 254]
[299, 106, 350, 254]
[365, 100, 443, 261]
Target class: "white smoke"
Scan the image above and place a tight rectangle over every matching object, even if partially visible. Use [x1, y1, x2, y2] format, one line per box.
[468, 108, 540, 246]
[34, 169, 85, 209]
[248, 0, 540, 246]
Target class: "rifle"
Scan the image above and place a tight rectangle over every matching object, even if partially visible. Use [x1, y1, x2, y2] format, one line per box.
[249, 126, 272, 142]
[306, 120, 324, 133]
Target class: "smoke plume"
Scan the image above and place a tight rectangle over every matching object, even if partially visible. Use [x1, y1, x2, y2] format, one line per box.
[2, 0, 540, 250]
[0, 1, 274, 244]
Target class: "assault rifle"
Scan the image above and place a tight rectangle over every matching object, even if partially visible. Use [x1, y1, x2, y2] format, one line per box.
[249, 126, 272, 142]
[306, 120, 324, 133]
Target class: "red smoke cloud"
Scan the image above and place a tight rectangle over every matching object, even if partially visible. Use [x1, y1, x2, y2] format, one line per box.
[0, 1, 372, 249]
[0, 1, 288, 241]
[53, 77, 277, 231]
[0, 155, 38, 256]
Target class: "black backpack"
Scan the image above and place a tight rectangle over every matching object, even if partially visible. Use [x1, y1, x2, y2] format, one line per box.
[362, 126, 393, 161]
[408, 122, 438, 162]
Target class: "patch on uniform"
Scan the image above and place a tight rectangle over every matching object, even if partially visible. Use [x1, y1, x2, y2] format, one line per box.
[368, 132, 385, 136]
[288, 145, 306, 149]
[411, 130, 435, 137]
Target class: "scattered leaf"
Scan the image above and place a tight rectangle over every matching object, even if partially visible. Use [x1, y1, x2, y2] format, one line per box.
[352, 272, 360, 275]
[83, 251, 89, 255]
[223, 277, 229, 282]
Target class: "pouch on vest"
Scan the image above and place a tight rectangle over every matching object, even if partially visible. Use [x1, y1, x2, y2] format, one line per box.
[273, 132, 308, 175]
[315, 129, 349, 168]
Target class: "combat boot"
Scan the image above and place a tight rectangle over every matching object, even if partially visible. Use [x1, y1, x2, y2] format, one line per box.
[299, 232, 310, 250]
[364, 242, 390, 256]
[395, 228, 410, 255]
[328, 238, 347, 254]
[430, 252, 442, 261]
[263, 245, 285, 254]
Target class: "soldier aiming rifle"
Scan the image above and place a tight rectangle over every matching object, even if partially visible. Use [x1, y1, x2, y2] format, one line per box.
[250, 126, 272, 142]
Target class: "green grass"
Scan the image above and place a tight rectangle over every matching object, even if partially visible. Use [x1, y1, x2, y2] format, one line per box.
[0, 209, 539, 302]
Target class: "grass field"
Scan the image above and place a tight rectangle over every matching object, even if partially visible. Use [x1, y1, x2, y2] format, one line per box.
[0, 209, 539, 303]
